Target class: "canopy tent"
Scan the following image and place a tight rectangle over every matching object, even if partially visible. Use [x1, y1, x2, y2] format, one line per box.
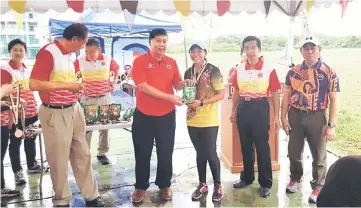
[49, 11, 183, 37]
[1, 0, 348, 17]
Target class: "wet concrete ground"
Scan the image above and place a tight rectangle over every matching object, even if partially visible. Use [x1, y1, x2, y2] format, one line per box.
[1, 106, 339, 207]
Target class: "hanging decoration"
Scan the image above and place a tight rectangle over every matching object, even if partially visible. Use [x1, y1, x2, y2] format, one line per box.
[8, 0, 26, 30]
[264, 0, 272, 18]
[174, 0, 191, 16]
[119, 0, 139, 32]
[339, 0, 348, 18]
[216, 0, 231, 16]
[66, 0, 84, 13]
[305, 0, 315, 22]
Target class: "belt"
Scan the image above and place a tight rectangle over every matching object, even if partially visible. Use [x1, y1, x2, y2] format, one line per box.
[291, 107, 324, 114]
[85, 95, 107, 98]
[42, 102, 75, 109]
[240, 96, 267, 102]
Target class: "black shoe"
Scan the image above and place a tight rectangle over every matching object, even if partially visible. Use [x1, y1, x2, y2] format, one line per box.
[212, 183, 224, 202]
[97, 156, 110, 165]
[85, 197, 105, 207]
[233, 179, 252, 189]
[191, 183, 208, 201]
[1, 201, 7, 207]
[54, 205, 70, 207]
[260, 187, 271, 198]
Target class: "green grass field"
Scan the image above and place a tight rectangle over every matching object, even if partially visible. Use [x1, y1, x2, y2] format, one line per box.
[169, 48, 361, 156]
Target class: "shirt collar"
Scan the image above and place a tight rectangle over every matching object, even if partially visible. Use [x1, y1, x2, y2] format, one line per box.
[8, 60, 26, 70]
[146, 50, 166, 63]
[301, 59, 322, 70]
[54, 40, 71, 55]
[86, 53, 104, 62]
[245, 58, 263, 70]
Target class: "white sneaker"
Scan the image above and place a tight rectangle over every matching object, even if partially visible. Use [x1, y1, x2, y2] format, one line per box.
[309, 188, 321, 203]
[286, 180, 301, 193]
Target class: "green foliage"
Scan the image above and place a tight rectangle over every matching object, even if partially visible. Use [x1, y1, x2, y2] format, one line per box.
[167, 35, 361, 53]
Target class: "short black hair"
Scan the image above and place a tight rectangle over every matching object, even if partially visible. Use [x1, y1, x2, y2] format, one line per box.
[149, 28, 168, 40]
[86, 38, 100, 47]
[124, 64, 131, 68]
[242, 36, 261, 50]
[8, 38, 27, 53]
[63, 23, 89, 40]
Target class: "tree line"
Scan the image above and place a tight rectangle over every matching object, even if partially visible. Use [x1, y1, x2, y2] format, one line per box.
[167, 35, 361, 53]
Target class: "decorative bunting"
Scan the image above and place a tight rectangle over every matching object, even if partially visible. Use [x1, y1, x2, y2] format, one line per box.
[305, 0, 315, 22]
[8, 0, 26, 30]
[217, 0, 231, 16]
[264, 0, 271, 18]
[119, 0, 139, 32]
[174, 0, 191, 16]
[66, 0, 84, 13]
[340, 0, 348, 18]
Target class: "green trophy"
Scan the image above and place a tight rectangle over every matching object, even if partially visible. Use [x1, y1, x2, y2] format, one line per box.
[123, 107, 135, 121]
[182, 83, 196, 104]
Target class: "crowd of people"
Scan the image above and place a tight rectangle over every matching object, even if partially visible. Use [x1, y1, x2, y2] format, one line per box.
[1, 22, 357, 208]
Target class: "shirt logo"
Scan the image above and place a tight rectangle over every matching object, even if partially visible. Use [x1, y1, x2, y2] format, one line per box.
[167, 65, 172, 70]
[258, 72, 263, 78]
[317, 74, 324, 80]
[148, 63, 153, 69]
[101, 62, 105, 66]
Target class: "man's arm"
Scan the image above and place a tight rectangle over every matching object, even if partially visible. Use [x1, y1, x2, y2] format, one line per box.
[328, 92, 339, 124]
[29, 49, 79, 92]
[269, 69, 281, 118]
[172, 61, 183, 91]
[132, 57, 172, 101]
[281, 86, 291, 120]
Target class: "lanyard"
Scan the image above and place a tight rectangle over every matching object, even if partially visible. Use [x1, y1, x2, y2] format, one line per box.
[191, 61, 208, 84]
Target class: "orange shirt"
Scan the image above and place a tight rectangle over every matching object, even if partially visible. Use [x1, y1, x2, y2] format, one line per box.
[131, 51, 182, 116]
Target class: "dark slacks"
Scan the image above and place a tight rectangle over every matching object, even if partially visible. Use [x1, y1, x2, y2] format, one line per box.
[132, 109, 176, 190]
[236, 98, 272, 188]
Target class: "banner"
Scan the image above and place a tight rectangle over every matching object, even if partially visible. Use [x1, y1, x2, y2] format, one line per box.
[66, 0, 84, 13]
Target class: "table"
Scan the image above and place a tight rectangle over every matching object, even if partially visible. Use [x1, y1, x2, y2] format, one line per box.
[33, 121, 133, 196]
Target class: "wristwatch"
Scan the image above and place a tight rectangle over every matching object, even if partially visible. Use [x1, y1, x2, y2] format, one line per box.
[200, 100, 204, 106]
[327, 122, 336, 128]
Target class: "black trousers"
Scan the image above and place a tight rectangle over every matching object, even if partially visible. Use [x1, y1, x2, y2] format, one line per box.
[236, 98, 272, 188]
[1, 126, 10, 188]
[9, 115, 38, 173]
[188, 126, 221, 184]
[132, 109, 176, 190]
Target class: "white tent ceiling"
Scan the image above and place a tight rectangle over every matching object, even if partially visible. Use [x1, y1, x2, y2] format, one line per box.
[0, 0, 343, 16]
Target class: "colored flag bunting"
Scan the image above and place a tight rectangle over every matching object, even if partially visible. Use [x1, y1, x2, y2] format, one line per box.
[119, 0, 139, 32]
[305, 0, 315, 22]
[174, 0, 191, 16]
[8, 0, 26, 30]
[264, 0, 271, 18]
[340, 0, 348, 18]
[217, 0, 231, 16]
[66, 0, 84, 13]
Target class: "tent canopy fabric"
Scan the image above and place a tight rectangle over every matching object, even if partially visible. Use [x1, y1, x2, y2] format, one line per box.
[1, 0, 342, 16]
[49, 11, 183, 36]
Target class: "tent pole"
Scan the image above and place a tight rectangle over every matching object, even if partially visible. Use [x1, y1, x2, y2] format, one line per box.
[183, 32, 188, 69]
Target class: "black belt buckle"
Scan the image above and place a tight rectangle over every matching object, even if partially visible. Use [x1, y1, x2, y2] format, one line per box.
[244, 97, 251, 101]
[299, 109, 311, 114]
[43, 103, 74, 109]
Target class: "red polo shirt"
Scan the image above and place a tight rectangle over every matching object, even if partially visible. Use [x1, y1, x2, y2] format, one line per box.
[132, 51, 182, 116]
[232, 58, 281, 96]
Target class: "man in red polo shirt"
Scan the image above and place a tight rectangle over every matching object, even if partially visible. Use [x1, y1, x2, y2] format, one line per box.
[29, 23, 104, 207]
[74, 38, 120, 165]
[131, 28, 193, 203]
[230, 36, 281, 198]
